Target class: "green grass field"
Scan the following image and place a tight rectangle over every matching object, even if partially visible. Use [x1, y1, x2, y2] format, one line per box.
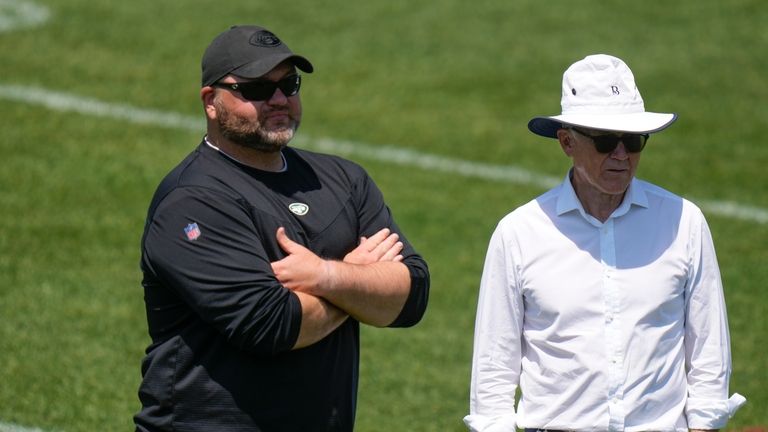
[1, 0, 766, 430]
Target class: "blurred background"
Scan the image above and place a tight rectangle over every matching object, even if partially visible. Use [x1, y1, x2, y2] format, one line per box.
[1, 0, 765, 430]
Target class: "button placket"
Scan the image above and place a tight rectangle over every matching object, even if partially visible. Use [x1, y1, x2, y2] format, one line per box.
[600, 219, 625, 431]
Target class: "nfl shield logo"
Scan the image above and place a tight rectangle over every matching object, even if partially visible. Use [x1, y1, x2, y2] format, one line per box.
[184, 222, 201, 241]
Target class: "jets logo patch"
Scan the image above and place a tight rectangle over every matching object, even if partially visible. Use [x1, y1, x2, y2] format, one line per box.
[288, 203, 309, 216]
[249, 30, 282, 47]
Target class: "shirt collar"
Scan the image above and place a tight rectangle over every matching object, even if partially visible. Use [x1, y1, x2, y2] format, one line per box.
[204, 135, 288, 172]
[556, 170, 649, 221]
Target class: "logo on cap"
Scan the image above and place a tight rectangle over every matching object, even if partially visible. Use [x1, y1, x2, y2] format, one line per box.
[250, 30, 282, 47]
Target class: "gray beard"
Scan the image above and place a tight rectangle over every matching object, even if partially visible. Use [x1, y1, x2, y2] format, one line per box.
[219, 123, 295, 153]
[215, 99, 298, 153]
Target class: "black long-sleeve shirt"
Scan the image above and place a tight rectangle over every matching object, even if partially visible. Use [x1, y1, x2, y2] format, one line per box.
[135, 141, 429, 432]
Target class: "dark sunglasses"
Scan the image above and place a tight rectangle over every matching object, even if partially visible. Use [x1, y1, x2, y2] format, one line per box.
[571, 127, 649, 153]
[213, 74, 301, 101]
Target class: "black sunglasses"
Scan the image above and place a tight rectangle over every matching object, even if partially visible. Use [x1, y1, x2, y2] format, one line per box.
[571, 127, 649, 153]
[213, 74, 301, 101]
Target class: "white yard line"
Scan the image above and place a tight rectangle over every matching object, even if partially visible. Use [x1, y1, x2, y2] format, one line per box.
[1, 83, 766, 224]
[0, 0, 50, 32]
[0, 421, 53, 432]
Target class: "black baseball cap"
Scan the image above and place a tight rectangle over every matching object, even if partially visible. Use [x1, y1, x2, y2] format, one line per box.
[201, 25, 313, 87]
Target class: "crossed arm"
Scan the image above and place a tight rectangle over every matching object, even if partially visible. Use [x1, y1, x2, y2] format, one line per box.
[271, 227, 412, 349]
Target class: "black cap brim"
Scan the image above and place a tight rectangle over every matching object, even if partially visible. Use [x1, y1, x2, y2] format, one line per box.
[230, 53, 313, 80]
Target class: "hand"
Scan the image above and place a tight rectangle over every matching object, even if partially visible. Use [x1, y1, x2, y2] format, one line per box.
[272, 227, 412, 327]
[343, 228, 404, 264]
[271, 227, 329, 295]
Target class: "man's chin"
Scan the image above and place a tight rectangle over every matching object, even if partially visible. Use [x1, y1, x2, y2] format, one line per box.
[265, 128, 294, 141]
[262, 129, 295, 147]
[244, 140, 288, 153]
[224, 128, 294, 153]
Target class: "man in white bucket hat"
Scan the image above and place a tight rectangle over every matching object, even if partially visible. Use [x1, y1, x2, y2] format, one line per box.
[465, 54, 745, 432]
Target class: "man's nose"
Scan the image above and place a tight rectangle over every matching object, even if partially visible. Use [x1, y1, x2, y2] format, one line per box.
[610, 141, 630, 159]
[265, 87, 289, 104]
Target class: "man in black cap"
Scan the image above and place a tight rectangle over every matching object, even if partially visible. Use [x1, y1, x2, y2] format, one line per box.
[135, 25, 430, 432]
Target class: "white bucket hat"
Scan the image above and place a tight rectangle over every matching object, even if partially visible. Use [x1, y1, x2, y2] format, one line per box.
[528, 54, 677, 138]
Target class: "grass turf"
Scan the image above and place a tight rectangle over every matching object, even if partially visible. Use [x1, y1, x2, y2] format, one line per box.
[1, 0, 765, 430]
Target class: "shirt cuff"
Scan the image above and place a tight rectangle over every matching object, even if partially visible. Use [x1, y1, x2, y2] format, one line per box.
[686, 393, 747, 429]
[463, 413, 516, 432]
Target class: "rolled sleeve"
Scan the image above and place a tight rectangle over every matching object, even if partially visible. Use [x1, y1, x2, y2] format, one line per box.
[463, 413, 517, 432]
[686, 393, 746, 429]
[388, 256, 430, 327]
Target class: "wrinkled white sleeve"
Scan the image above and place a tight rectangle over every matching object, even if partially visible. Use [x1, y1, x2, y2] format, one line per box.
[684, 211, 746, 429]
[464, 224, 524, 432]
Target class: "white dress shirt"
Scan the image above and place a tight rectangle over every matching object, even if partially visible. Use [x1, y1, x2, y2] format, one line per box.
[465, 174, 745, 432]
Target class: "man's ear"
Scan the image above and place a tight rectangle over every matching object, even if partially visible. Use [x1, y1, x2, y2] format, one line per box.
[201, 87, 217, 120]
[556, 129, 575, 156]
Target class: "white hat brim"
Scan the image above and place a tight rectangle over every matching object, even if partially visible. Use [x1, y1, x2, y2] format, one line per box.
[528, 112, 677, 138]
